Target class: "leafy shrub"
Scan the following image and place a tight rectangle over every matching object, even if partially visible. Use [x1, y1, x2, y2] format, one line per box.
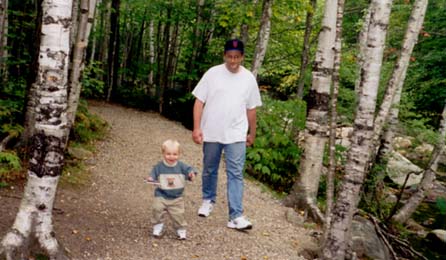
[81, 61, 106, 99]
[0, 151, 22, 186]
[246, 95, 306, 193]
[71, 99, 108, 145]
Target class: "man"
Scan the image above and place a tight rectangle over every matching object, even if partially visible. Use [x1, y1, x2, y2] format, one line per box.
[191, 39, 262, 230]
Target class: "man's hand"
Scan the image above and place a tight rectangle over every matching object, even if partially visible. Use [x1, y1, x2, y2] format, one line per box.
[192, 128, 203, 144]
[246, 134, 255, 147]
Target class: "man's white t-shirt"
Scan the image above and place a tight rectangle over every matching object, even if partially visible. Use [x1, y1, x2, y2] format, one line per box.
[192, 64, 262, 144]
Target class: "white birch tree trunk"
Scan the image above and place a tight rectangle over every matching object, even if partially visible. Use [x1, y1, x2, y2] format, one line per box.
[321, 1, 392, 259]
[1, 0, 72, 259]
[284, 0, 338, 224]
[251, 0, 272, 78]
[147, 19, 155, 92]
[372, 0, 428, 158]
[67, 0, 94, 127]
[296, 0, 317, 99]
[392, 102, 446, 224]
[354, 7, 371, 96]
[326, 0, 345, 234]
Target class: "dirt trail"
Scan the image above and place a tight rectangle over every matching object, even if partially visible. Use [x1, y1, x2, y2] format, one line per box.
[1, 101, 316, 260]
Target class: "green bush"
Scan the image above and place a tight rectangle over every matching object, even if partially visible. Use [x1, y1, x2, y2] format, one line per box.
[246, 95, 306, 193]
[71, 99, 108, 144]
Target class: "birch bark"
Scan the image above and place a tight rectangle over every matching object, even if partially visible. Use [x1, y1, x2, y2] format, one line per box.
[1, 0, 72, 259]
[326, 0, 345, 234]
[67, 0, 94, 127]
[251, 0, 272, 79]
[285, 0, 338, 224]
[372, 0, 428, 159]
[321, 0, 392, 259]
[296, 0, 317, 99]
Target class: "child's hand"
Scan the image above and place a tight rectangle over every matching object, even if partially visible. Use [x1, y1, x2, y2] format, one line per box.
[144, 177, 160, 185]
[188, 172, 196, 181]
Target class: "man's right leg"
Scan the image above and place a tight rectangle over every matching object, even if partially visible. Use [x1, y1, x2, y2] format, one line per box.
[198, 142, 223, 217]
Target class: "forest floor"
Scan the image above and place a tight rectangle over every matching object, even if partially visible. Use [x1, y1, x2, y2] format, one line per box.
[0, 101, 317, 260]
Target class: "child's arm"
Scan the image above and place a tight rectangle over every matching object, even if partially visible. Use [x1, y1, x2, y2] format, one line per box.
[144, 164, 160, 185]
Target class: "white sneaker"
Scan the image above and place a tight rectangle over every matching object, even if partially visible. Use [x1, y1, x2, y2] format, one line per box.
[198, 200, 214, 217]
[177, 229, 187, 240]
[152, 223, 164, 237]
[227, 216, 252, 230]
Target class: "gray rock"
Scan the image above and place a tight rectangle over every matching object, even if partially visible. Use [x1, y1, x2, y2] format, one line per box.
[68, 146, 93, 160]
[387, 151, 423, 187]
[351, 215, 391, 260]
[427, 229, 446, 244]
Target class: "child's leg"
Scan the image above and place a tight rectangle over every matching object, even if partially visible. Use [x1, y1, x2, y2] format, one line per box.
[151, 197, 167, 225]
[168, 197, 187, 229]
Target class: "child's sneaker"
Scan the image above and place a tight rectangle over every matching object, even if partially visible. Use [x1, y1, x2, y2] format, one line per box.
[152, 223, 164, 237]
[177, 229, 187, 240]
[227, 216, 252, 230]
[198, 199, 214, 217]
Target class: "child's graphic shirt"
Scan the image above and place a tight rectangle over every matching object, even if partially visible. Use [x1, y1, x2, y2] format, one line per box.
[150, 160, 196, 199]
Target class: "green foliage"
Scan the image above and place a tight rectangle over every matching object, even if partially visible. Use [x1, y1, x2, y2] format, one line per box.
[71, 100, 108, 144]
[0, 151, 22, 186]
[436, 197, 446, 216]
[246, 95, 306, 192]
[81, 61, 106, 99]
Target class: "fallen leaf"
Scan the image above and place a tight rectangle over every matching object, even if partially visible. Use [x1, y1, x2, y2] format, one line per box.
[72, 229, 78, 234]
[85, 236, 92, 241]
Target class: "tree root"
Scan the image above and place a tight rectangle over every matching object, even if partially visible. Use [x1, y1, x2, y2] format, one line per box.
[368, 214, 428, 260]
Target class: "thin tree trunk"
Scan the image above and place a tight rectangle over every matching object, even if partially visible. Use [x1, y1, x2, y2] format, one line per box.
[354, 6, 371, 96]
[159, 2, 172, 113]
[186, 0, 205, 91]
[321, 1, 393, 259]
[0, 0, 72, 258]
[147, 19, 155, 93]
[372, 0, 428, 159]
[391, 102, 446, 224]
[240, 0, 250, 44]
[88, 0, 99, 63]
[325, 0, 344, 236]
[67, 0, 92, 128]
[284, 0, 338, 224]
[251, 0, 272, 79]
[296, 0, 317, 99]
[0, 0, 8, 84]
[106, 0, 120, 102]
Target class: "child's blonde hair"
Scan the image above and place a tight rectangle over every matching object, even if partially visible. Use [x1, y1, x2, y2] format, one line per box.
[161, 139, 181, 153]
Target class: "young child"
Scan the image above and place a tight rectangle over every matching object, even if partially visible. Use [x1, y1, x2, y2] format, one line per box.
[145, 139, 197, 240]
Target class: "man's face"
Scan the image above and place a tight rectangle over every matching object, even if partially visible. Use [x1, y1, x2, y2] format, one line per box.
[224, 50, 244, 73]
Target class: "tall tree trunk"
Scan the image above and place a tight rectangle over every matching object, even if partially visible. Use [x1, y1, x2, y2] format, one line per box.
[147, 18, 155, 93]
[296, 0, 317, 99]
[354, 7, 371, 96]
[106, 0, 120, 101]
[284, 0, 338, 224]
[186, 0, 205, 91]
[325, 0, 345, 235]
[321, 1, 393, 259]
[0, 0, 8, 85]
[372, 0, 428, 159]
[240, 0, 250, 45]
[0, 0, 72, 259]
[251, 0, 272, 79]
[88, 0, 99, 63]
[391, 102, 446, 224]
[67, 0, 94, 128]
[158, 2, 172, 113]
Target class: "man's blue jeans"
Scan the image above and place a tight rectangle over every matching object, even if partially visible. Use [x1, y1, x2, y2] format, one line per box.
[202, 142, 246, 220]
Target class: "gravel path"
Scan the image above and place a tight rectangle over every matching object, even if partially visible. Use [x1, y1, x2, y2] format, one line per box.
[1, 101, 316, 260]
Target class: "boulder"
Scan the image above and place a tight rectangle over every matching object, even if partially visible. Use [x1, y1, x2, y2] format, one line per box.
[68, 146, 93, 160]
[427, 229, 446, 244]
[351, 215, 391, 260]
[387, 151, 423, 187]
[393, 136, 413, 150]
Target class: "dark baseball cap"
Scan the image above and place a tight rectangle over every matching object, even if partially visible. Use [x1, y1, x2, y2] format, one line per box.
[224, 39, 244, 54]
